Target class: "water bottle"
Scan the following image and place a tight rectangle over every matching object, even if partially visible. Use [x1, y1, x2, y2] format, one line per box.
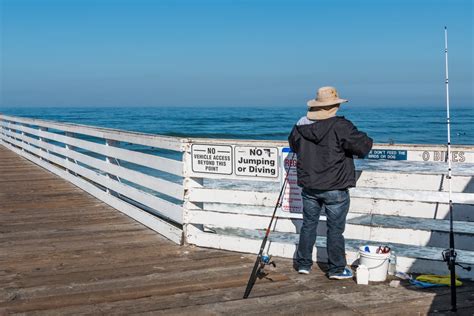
[388, 251, 397, 275]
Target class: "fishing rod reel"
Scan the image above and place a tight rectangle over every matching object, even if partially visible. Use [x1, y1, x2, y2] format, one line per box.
[261, 253, 276, 267]
[256, 253, 277, 279]
[442, 248, 472, 272]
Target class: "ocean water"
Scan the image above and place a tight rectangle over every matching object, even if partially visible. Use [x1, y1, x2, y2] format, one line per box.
[1, 105, 473, 203]
[1, 105, 473, 145]
[1, 106, 473, 182]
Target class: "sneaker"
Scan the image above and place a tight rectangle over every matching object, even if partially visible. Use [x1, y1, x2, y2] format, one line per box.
[329, 267, 353, 280]
[298, 268, 310, 275]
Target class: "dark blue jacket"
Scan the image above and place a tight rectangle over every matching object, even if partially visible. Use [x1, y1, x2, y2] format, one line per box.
[288, 116, 373, 190]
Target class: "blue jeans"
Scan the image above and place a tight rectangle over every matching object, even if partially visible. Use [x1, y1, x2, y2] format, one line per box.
[296, 188, 350, 275]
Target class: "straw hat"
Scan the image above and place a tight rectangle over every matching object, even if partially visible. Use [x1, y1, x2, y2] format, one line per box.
[307, 86, 348, 108]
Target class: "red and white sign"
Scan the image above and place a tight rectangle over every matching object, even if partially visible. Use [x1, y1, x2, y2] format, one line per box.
[281, 149, 303, 213]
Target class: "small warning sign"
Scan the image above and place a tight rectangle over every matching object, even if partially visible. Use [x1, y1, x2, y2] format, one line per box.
[191, 144, 233, 175]
[367, 149, 407, 160]
[235, 146, 278, 178]
[281, 148, 302, 213]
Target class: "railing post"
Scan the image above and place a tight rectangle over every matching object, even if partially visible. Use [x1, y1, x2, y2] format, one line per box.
[65, 132, 77, 175]
[39, 127, 49, 160]
[0, 117, 4, 145]
[182, 141, 204, 245]
[19, 123, 26, 152]
[105, 139, 121, 194]
[6, 123, 13, 144]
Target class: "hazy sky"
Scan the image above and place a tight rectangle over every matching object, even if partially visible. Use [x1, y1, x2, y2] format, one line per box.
[1, 0, 472, 107]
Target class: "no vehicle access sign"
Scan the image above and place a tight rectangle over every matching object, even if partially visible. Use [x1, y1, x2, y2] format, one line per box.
[191, 144, 233, 175]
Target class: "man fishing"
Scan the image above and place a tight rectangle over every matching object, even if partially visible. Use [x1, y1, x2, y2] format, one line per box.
[288, 86, 373, 279]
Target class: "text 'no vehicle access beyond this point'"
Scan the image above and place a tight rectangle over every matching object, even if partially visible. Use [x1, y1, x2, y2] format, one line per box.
[191, 144, 232, 174]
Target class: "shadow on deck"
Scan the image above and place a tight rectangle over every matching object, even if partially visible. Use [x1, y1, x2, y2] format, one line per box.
[1, 145, 473, 315]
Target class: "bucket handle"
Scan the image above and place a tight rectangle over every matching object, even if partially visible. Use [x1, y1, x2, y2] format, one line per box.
[364, 258, 389, 270]
[358, 252, 390, 270]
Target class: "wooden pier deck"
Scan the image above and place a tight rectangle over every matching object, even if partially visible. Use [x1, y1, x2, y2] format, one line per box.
[1, 145, 473, 315]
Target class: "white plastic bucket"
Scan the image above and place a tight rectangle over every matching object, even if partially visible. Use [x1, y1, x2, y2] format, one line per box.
[358, 245, 390, 282]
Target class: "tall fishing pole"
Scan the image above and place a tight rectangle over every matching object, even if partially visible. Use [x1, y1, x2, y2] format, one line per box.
[441, 25, 457, 312]
[439, 26, 470, 312]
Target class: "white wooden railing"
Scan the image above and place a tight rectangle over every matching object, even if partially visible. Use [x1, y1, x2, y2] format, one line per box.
[180, 138, 474, 278]
[0, 114, 186, 243]
[1, 114, 473, 278]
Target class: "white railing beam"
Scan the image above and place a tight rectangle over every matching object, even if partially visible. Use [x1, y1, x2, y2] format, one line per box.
[1, 114, 184, 152]
[1, 129, 184, 200]
[0, 121, 183, 176]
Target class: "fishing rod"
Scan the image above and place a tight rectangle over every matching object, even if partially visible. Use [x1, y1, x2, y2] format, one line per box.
[441, 26, 471, 312]
[243, 152, 295, 299]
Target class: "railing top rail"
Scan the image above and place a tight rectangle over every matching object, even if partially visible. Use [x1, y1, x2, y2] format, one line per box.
[0, 114, 187, 152]
[186, 137, 474, 152]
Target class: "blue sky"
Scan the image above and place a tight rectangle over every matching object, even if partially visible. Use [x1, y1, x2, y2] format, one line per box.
[0, 0, 472, 107]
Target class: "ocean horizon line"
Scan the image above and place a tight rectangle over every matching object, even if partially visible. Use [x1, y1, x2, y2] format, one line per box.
[1, 104, 472, 110]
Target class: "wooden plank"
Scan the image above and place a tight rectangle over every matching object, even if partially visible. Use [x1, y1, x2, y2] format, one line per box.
[353, 187, 474, 204]
[187, 210, 474, 250]
[0, 264, 286, 313]
[0, 244, 206, 275]
[189, 186, 474, 206]
[189, 188, 279, 207]
[201, 199, 474, 222]
[0, 223, 148, 243]
[350, 197, 474, 221]
[347, 214, 474, 234]
[20, 280, 303, 315]
[147, 291, 353, 315]
[355, 170, 473, 192]
[1, 253, 240, 287]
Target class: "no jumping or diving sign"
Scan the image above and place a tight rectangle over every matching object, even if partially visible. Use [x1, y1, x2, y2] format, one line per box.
[235, 147, 279, 178]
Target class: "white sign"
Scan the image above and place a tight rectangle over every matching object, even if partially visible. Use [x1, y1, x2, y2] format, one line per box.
[191, 144, 232, 175]
[281, 148, 303, 213]
[235, 146, 278, 178]
[414, 150, 473, 163]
